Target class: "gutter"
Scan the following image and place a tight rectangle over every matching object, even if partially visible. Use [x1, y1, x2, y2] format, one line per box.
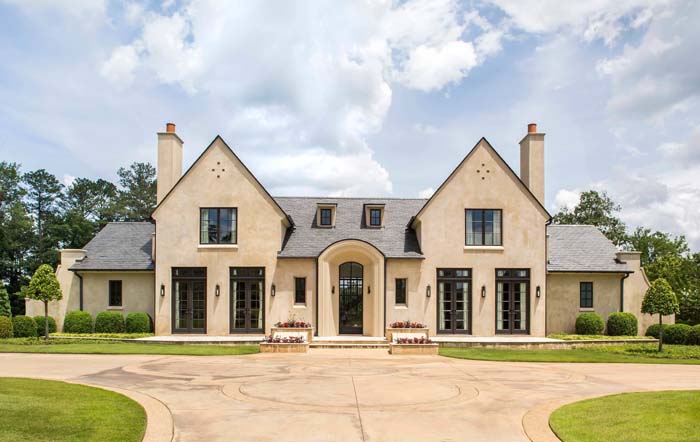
[383, 258, 387, 337]
[544, 217, 553, 336]
[314, 256, 318, 337]
[72, 270, 84, 311]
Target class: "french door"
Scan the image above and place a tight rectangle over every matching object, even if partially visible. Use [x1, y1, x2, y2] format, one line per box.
[230, 267, 265, 334]
[495, 269, 530, 334]
[437, 268, 471, 334]
[172, 268, 207, 334]
[339, 262, 363, 334]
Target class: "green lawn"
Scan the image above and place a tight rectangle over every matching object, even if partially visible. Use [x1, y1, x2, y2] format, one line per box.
[0, 378, 146, 442]
[440, 344, 700, 364]
[548, 333, 654, 341]
[52, 332, 155, 339]
[0, 338, 259, 356]
[550, 391, 700, 442]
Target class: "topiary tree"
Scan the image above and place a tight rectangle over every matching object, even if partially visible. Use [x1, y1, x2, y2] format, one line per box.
[0, 283, 11, 318]
[12, 315, 37, 337]
[607, 312, 638, 336]
[94, 311, 125, 333]
[0, 316, 13, 338]
[24, 264, 63, 340]
[642, 278, 680, 352]
[32, 315, 56, 334]
[125, 312, 152, 333]
[575, 312, 605, 335]
[63, 311, 93, 334]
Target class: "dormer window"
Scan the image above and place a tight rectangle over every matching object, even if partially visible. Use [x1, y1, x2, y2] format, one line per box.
[320, 208, 332, 226]
[364, 204, 384, 228]
[316, 203, 336, 228]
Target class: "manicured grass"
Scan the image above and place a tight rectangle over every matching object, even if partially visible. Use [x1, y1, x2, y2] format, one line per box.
[550, 391, 700, 442]
[440, 344, 700, 364]
[548, 333, 654, 341]
[52, 332, 155, 339]
[0, 378, 145, 442]
[0, 338, 259, 356]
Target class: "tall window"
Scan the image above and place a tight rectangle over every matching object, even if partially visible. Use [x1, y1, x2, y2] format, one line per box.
[369, 208, 382, 227]
[580, 282, 593, 308]
[108, 280, 122, 307]
[395, 278, 407, 305]
[200, 208, 237, 244]
[466, 209, 502, 246]
[294, 277, 306, 305]
[320, 208, 332, 226]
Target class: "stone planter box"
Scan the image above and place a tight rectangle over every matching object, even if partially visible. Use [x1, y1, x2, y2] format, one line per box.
[270, 327, 314, 342]
[386, 327, 429, 342]
[389, 343, 439, 355]
[260, 342, 309, 353]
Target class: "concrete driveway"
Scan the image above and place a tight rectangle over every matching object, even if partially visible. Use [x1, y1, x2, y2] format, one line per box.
[1, 349, 699, 442]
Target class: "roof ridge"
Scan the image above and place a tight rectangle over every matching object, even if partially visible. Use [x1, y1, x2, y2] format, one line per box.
[273, 196, 428, 201]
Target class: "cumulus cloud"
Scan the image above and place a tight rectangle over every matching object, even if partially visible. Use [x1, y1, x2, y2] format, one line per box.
[552, 189, 580, 212]
[418, 187, 434, 198]
[62, 174, 76, 187]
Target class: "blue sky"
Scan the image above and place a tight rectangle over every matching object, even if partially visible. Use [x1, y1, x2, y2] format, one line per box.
[1, 0, 699, 248]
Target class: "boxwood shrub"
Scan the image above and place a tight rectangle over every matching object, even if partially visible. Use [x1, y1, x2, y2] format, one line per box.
[63, 310, 93, 333]
[32, 315, 57, 334]
[94, 311, 125, 333]
[687, 325, 700, 346]
[663, 323, 691, 345]
[0, 315, 12, 338]
[606, 312, 638, 336]
[125, 312, 152, 333]
[12, 315, 37, 337]
[645, 323, 666, 339]
[575, 312, 605, 335]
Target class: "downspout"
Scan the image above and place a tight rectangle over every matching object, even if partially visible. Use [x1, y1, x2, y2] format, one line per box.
[315, 256, 319, 337]
[620, 273, 630, 312]
[74, 271, 84, 311]
[544, 217, 553, 336]
[383, 258, 387, 338]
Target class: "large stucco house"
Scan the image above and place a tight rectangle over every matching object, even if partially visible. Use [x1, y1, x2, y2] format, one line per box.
[28, 123, 662, 337]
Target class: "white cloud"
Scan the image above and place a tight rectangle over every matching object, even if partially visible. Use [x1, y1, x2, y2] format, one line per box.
[418, 187, 434, 198]
[552, 189, 580, 212]
[101, 45, 141, 87]
[62, 174, 76, 187]
[397, 41, 477, 92]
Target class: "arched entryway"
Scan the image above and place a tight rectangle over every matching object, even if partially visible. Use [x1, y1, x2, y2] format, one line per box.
[339, 262, 363, 334]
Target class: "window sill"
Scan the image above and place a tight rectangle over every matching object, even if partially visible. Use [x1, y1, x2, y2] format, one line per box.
[394, 305, 408, 310]
[198, 244, 239, 250]
[293, 304, 307, 309]
[107, 306, 123, 310]
[579, 307, 595, 312]
[464, 245, 504, 251]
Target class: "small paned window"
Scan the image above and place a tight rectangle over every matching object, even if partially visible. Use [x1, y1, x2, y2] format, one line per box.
[466, 209, 502, 246]
[200, 208, 237, 244]
[108, 280, 122, 307]
[295, 277, 306, 304]
[369, 208, 382, 227]
[320, 208, 332, 226]
[395, 278, 407, 305]
[580, 282, 593, 308]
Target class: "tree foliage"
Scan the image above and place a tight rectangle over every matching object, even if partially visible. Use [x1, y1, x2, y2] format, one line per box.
[641, 278, 680, 351]
[25, 264, 62, 339]
[117, 162, 156, 221]
[552, 190, 628, 246]
[0, 283, 11, 317]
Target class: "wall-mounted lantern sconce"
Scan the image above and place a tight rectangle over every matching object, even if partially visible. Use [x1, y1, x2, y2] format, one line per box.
[481, 285, 486, 298]
[160, 284, 165, 297]
[426, 284, 431, 297]
[271, 283, 276, 297]
[368, 286, 371, 295]
[536, 286, 541, 298]
[215, 284, 220, 297]
[332, 285, 335, 294]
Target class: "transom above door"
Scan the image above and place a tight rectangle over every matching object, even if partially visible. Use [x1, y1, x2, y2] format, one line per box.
[339, 262, 363, 334]
[437, 268, 471, 334]
[172, 267, 207, 334]
[230, 267, 265, 334]
[495, 268, 529, 334]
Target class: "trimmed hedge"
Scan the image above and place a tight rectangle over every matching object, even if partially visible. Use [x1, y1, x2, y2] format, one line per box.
[607, 312, 638, 336]
[33, 315, 57, 334]
[125, 312, 152, 333]
[63, 311, 93, 333]
[663, 324, 691, 345]
[687, 325, 700, 346]
[94, 311, 125, 333]
[645, 323, 667, 339]
[0, 315, 12, 338]
[12, 315, 37, 337]
[575, 312, 605, 335]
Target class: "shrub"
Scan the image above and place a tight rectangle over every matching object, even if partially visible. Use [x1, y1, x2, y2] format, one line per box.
[33, 315, 57, 334]
[687, 325, 700, 346]
[63, 311, 93, 333]
[575, 312, 605, 335]
[125, 312, 152, 333]
[12, 315, 37, 337]
[663, 323, 691, 345]
[94, 311, 125, 333]
[0, 316, 12, 338]
[607, 312, 638, 336]
[0, 284, 11, 317]
[645, 323, 667, 339]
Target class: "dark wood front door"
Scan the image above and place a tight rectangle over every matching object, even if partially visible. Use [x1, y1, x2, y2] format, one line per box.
[495, 269, 530, 334]
[437, 268, 471, 334]
[230, 267, 264, 334]
[339, 262, 363, 334]
[172, 268, 207, 334]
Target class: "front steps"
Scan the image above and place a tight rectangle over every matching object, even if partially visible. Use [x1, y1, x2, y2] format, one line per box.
[310, 336, 390, 349]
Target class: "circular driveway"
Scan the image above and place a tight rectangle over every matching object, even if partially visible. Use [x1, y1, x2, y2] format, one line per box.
[1, 349, 699, 441]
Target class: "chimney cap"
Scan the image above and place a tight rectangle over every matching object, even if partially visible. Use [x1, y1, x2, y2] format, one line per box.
[528, 123, 537, 134]
[166, 122, 176, 133]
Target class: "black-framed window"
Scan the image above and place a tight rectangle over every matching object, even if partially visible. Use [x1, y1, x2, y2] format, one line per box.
[320, 208, 332, 226]
[369, 208, 382, 227]
[294, 277, 306, 304]
[108, 280, 122, 307]
[580, 282, 593, 308]
[466, 209, 502, 246]
[200, 208, 237, 244]
[395, 278, 407, 305]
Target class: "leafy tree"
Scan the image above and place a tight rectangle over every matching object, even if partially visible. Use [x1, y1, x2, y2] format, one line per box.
[553, 190, 628, 246]
[627, 227, 690, 267]
[59, 178, 119, 248]
[22, 169, 63, 269]
[641, 278, 680, 352]
[0, 282, 11, 317]
[117, 162, 156, 221]
[25, 264, 62, 340]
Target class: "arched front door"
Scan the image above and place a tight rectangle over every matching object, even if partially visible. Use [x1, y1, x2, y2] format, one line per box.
[339, 262, 363, 334]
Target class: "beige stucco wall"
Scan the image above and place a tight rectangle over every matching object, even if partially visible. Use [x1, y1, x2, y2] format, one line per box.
[152, 138, 290, 335]
[386, 259, 427, 326]
[619, 252, 674, 333]
[270, 258, 316, 327]
[411, 139, 549, 336]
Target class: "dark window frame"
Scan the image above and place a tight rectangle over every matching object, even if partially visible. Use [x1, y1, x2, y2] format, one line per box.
[108, 280, 122, 307]
[200, 207, 238, 245]
[580, 282, 594, 308]
[294, 277, 306, 305]
[320, 208, 333, 226]
[465, 209, 503, 246]
[495, 268, 530, 335]
[436, 268, 472, 335]
[395, 278, 407, 306]
[171, 267, 208, 334]
[369, 208, 382, 227]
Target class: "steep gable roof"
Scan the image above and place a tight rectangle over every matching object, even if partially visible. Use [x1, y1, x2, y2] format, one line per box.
[411, 137, 550, 227]
[151, 135, 292, 226]
[70, 222, 154, 271]
[547, 224, 630, 273]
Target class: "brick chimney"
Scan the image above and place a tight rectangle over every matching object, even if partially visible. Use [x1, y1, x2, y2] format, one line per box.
[157, 123, 183, 204]
[519, 123, 545, 203]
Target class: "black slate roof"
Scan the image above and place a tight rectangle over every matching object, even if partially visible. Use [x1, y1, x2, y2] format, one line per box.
[275, 197, 425, 258]
[70, 222, 155, 271]
[547, 224, 629, 273]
